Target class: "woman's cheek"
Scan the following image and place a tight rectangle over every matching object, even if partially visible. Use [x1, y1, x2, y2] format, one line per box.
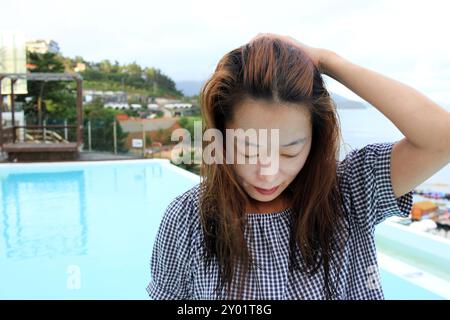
[233, 162, 258, 180]
[280, 155, 307, 176]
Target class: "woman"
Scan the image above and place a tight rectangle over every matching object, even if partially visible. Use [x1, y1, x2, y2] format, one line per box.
[147, 34, 450, 299]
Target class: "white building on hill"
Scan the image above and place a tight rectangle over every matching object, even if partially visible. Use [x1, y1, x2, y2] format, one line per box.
[164, 103, 192, 109]
[26, 39, 59, 54]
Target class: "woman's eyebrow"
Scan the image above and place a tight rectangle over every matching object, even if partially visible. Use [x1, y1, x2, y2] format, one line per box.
[241, 137, 307, 147]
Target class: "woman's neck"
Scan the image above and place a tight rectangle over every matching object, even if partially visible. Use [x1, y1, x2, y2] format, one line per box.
[245, 192, 291, 214]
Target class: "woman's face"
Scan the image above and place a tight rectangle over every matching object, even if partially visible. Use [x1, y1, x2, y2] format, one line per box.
[226, 98, 312, 203]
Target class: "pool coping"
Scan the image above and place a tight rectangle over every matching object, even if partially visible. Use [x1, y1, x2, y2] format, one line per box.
[378, 252, 450, 299]
[376, 220, 450, 264]
[0, 158, 201, 182]
[376, 220, 450, 299]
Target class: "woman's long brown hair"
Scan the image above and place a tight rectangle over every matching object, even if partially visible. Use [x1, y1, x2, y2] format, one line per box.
[199, 36, 348, 299]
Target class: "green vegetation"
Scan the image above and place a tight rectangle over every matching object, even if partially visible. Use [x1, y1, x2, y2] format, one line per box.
[16, 52, 129, 152]
[14, 51, 202, 156]
[155, 110, 164, 118]
[61, 56, 182, 98]
[171, 116, 203, 175]
[19, 52, 75, 124]
[177, 116, 203, 141]
[154, 127, 173, 145]
[84, 97, 128, 153]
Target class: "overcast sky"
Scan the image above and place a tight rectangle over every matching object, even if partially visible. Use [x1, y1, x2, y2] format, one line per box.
[1, 0, 450, 106]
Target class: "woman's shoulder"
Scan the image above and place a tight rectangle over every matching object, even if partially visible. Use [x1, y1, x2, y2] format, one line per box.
[149, 183, 203, 299]
[337, 142, 394, 176]
[168, 182, 202, 209]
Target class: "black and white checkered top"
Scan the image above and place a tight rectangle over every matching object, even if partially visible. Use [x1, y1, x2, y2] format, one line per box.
[147, 142, 413, 299]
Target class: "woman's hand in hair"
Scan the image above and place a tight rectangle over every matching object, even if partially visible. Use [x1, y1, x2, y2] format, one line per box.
[250, 33, 334, 74]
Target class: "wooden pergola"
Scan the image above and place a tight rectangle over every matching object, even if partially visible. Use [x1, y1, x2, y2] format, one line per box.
[0, 72, 83, 161]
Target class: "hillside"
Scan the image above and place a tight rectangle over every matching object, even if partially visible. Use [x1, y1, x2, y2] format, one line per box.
[60, 56, 182, 98]
[176, 80, 368, 108]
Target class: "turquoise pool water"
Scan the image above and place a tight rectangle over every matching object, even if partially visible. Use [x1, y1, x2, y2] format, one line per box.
[380, 270, 441, 299]
[0, 160, 446, 299]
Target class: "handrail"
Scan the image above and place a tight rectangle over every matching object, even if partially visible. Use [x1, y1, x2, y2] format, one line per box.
[15, 125, 78, 129]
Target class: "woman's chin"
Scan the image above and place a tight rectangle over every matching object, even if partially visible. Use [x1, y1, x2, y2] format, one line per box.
[249, 193, 278, 202]
[247, 187, 282, 202]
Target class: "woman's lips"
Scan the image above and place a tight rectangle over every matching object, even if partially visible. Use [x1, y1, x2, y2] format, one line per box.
[253, 185, 279, 195]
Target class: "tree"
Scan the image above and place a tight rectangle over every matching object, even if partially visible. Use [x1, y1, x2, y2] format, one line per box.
[154, 128, 173, 145]
[99, 59, 113, 73]
[77, 58, 182, 97]
[145, 134, 152, 147]
[22, 51, 66, 125]
[123, 108, 139, 118]
[124, 62, 142, 77]
[83, 97, 128, 153]
[178, 116, 201, 141]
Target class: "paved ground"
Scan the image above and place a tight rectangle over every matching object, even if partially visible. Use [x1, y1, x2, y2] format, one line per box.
[0, 151, 142, 162]
[78, 151, 142, 161]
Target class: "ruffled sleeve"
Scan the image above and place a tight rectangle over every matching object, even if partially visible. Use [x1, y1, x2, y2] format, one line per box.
[337, 141, 413, 233]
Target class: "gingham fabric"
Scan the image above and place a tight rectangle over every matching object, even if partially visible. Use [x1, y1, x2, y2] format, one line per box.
[147, 142, 413, 299]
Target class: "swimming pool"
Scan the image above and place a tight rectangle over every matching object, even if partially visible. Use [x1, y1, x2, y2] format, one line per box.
[0, 159, 448, 299]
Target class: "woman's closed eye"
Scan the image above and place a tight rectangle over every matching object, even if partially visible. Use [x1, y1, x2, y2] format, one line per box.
[242, 152, 300, 158]
[243, 153, 258, 158]
[282, 153, 300, 158]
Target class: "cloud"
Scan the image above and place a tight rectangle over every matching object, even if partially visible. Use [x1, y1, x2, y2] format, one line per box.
[1, 0, 449, 105]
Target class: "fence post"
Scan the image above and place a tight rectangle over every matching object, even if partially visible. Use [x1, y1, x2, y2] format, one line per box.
[142, 123, 145, 158]
[43, 120, 47, 142]
[113, 120, 117, 154]
[64, 119, 68, 141]
[0, 92, 3, 149]
[88, 120, 92, 152]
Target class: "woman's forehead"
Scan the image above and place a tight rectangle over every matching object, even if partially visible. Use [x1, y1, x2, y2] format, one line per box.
[229, 99, 311, 133]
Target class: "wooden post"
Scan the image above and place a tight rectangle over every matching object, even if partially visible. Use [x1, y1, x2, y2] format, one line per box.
[88, 120, 92, 152]
[43, 120, 47, 142]
[76, 78, 83, 150]
[142, 123, 145, 157]
[11, 78, 16, 143]
[38, 82, 44, 126]
[64, 119, 68, 141]
[0, 76, 3, 148]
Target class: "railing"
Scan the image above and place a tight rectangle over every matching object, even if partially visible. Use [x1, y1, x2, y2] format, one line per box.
[0, 124, 77, 145]
[0, 127, 15, 146]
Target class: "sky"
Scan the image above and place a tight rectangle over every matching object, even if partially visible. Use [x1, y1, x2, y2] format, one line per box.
[1, 0, 450, 106]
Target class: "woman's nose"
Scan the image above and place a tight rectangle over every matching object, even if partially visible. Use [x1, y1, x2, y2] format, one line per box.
[258, 171, 278, 184]
[257, 153, 279, 181]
